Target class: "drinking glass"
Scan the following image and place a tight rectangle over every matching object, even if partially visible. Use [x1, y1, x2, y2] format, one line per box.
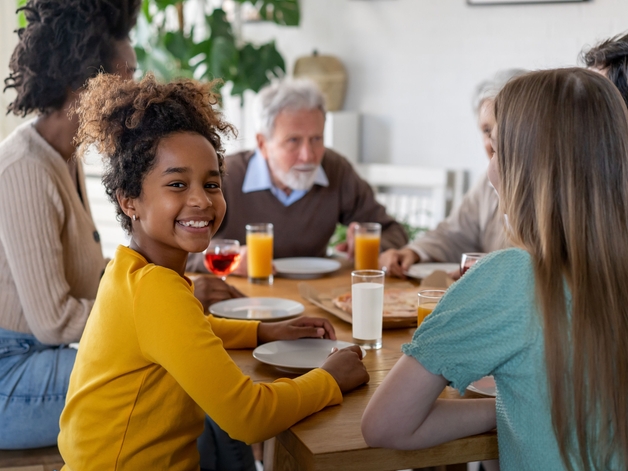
[351, 269, 384, 350]
[246, 223, 274, 285]
[460, 252, 486, 277]
[354, 223, 381, 270]
[203, 239, 241, 281]
[417, 289, 446, 328]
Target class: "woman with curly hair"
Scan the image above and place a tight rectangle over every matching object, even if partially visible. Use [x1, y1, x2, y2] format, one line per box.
[57, 73, 368, 470]
[0, 0, 139, 449]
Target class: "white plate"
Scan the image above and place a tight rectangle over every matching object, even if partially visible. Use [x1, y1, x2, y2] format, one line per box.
[253, 339, 367, 373]
[274, 257, 341, 279]
[209, 297, 304, 321]
[405, 262, 459, 280]
[467, 376, 496, 397]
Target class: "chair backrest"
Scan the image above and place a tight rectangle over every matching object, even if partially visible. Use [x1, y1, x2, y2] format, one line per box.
[355, 163, 469, 230]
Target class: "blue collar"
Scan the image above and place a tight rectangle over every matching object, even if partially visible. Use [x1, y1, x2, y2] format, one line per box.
[241, 149, 329, 207]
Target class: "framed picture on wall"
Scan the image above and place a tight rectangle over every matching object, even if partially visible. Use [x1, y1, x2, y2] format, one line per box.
[468, 0, 588, 4]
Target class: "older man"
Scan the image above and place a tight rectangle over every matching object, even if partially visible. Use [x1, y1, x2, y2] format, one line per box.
[187, 79, 407, 274]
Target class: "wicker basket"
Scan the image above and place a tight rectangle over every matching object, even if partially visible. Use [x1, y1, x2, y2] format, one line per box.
[293, 52, 347, 111]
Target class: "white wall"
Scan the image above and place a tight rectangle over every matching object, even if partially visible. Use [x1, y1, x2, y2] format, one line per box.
[2, 0, 626, 183]
[231, 0, 628, 183]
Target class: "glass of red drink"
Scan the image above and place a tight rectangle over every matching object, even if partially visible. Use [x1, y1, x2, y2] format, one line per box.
[204, 239, 241, 281]
[460, 252, 486, 277]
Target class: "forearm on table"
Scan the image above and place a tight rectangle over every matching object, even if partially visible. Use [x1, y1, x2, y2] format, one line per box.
[394, 398, 496, 450]
[206, 315, 259, 349]
[362, 355, 496, 450]
[408, 224, 477, 263]
[203, 368, 342, 444]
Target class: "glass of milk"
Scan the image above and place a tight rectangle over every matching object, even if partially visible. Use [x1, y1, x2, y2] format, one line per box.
[351, 269, 385, 350]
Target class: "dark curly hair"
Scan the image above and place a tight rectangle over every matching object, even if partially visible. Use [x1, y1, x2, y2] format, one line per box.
[4, 0, 140, 116]
[75, 73, 236, 234]
[582, 32, 628, 107]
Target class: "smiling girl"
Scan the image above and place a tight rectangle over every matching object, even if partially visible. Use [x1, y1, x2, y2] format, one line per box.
[58, 74, 369, 470]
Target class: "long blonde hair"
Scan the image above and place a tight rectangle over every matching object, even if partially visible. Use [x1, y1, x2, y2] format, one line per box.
[495, 68, 628, 470]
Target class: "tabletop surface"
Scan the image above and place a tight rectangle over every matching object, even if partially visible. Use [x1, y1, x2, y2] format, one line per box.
[222, 262, 498, 471]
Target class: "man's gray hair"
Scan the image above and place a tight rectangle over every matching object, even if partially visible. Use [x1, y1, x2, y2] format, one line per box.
[257, 79, 326, 137]
[472, 68, 528, 115]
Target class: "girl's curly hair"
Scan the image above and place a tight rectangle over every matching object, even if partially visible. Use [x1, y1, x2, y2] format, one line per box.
[5, 0, 140, 116]
[75, 73, 236, 234]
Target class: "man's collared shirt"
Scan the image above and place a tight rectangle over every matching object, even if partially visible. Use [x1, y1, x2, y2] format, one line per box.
[240, 149, 329, 207]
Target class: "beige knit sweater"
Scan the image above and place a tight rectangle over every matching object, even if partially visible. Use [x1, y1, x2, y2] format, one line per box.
[0, 121, 106, 344]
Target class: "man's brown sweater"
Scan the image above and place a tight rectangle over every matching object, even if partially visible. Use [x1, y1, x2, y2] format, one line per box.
[187, 148, 407, 271]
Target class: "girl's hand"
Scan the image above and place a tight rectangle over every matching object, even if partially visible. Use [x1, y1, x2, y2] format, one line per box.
[257, 316, 336, 344]
[321, 345, 369, 393]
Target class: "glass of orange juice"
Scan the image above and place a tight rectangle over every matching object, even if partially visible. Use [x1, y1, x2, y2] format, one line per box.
[417, 289, 446, 328]
[245, 223, 273, 285]
[354, 223, 381, 270]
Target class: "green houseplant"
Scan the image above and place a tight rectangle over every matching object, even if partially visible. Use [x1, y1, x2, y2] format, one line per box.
[134, 0, 299, 99]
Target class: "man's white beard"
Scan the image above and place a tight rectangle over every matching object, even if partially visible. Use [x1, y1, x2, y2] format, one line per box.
[273, 164, 319, 191]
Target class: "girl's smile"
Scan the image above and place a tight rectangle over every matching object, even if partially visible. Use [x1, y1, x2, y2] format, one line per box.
[120, 131, 226, 275]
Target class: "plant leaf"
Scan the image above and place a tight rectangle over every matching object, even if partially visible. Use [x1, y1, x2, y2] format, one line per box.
[154, 0, 179, 10]
[207, 36, 238, 82]
[164, 30, 194, 67]
[16, 0, 27, 28]
[258, 0, 300, 26]
[206, 8, 234, 40]
[258, 41, 286, 77]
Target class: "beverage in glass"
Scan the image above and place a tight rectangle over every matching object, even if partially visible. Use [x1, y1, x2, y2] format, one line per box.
[246, 223, 273, 284]
[460, 252, 486, 276]
[417, 289, 446, 327]
[354, 223, 381, 270]
[351, 269, 384, 350]
[203, 239, 241, 281]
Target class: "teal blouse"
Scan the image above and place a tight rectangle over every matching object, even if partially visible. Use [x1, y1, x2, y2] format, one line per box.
[402, 248, 566, 470]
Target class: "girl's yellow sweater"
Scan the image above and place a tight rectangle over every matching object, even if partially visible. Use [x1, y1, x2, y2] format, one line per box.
[59, 246, 341, 471]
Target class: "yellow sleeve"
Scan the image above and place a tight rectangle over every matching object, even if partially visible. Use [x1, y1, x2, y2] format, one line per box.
[134, 268, 342, 444]
[206, 315, 259, 349]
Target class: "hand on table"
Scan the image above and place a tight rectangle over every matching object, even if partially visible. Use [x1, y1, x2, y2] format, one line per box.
[322, 345, 370, 393]
[334, 222, 358, 259]
[190, 275, 246, 311]
[447, 268, 461, 281]
[379, 247, 420, 278]
[257, 316, 336, 344]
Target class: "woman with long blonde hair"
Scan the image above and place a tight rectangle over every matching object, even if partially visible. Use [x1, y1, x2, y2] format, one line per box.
[362, 68, 628, 470]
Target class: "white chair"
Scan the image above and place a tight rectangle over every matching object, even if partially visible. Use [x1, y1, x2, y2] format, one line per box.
[355, 163, 469, 230]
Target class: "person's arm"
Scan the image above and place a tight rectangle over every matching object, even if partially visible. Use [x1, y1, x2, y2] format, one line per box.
[362, 354, 496, 449]
[407, 176, 489, 263]
[0, 162, 98, 343]
[189, 275, 245, 310]
[136, 270, 367, 444]
[379, 247, 420, 278]
[364, 249, 535, 450]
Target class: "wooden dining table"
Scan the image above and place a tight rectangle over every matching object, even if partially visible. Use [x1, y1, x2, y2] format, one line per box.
[223, 262, 498, 471]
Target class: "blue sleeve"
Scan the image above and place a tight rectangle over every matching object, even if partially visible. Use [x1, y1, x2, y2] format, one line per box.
[402, 248, 541, 394]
